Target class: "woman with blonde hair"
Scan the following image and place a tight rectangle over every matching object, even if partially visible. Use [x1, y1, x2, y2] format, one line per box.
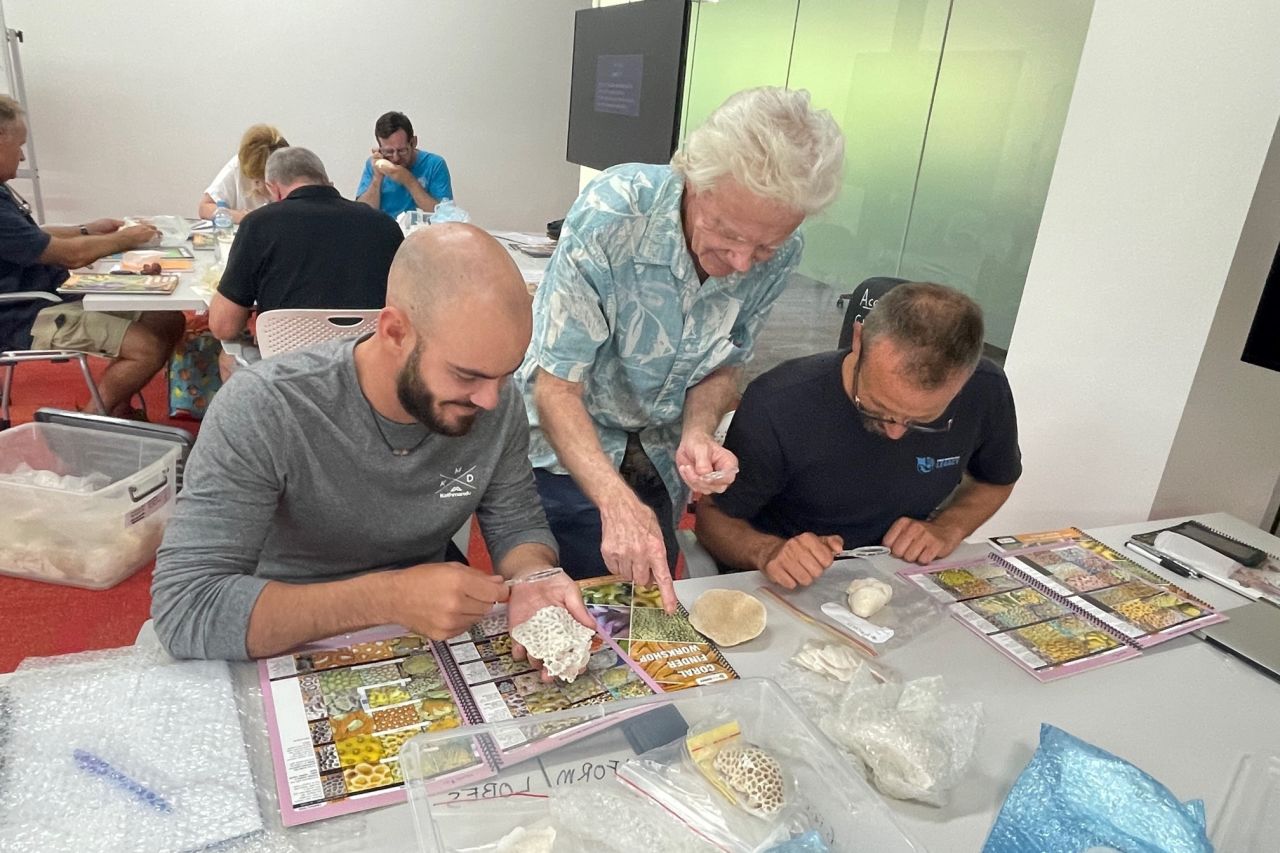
[198, 124, 288, 222]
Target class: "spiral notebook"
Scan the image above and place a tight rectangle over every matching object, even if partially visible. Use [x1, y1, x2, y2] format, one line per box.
[257, 580, 737, 826]
[900, 539, 1227, 681]
[58, 273, 179, 295]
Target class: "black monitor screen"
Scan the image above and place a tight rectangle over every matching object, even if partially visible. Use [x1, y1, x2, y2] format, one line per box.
[566, 0, 690, 170]
[1242, 239, 1280, 373]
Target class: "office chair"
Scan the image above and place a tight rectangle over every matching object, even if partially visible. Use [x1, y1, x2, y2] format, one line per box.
[222, 308, 381, 367]
[837, 277, 907, 349]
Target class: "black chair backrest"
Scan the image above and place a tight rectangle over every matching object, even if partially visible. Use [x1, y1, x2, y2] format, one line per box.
[837, 277, 908, 349]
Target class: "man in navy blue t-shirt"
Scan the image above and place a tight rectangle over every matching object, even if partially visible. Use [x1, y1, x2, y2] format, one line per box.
[695, 282, 1021, 589]
[0, 95, 183, 417]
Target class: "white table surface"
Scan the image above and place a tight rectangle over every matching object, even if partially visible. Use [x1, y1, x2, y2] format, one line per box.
[80, 245, 218, 313]
[745, 510, 1279, 850]
[79, 243, 547, 315]
[7, 512, 1276, 851]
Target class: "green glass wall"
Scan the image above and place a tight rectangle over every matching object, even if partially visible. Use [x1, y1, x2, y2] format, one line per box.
[681, 0, 1093, 350]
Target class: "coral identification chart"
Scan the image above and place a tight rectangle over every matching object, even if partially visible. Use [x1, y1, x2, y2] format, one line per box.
[258, 579, 737, 825]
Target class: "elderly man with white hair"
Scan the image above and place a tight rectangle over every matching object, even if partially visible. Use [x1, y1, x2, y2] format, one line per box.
[515, 86, 846, 610]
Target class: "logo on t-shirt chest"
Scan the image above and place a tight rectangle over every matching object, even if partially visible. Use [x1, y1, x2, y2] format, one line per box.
[437, 465, 476, 499]
[916, 455, 960, 474]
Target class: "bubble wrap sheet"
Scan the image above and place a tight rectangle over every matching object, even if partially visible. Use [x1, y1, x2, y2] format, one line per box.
[817, 673, 981, 807]
[982, 724, 1212, 853]
[0, 646, 263, 852]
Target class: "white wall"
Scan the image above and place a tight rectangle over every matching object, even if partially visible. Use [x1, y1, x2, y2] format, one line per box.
[1151, 114, 1280, 528]
[982, 0, 1280, 535]
[7, 0, 585, 231]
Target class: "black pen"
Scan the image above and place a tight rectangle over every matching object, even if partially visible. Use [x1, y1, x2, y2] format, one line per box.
[1124, 541, 1199, 579]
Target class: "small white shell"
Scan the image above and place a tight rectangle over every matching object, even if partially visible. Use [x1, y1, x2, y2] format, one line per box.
[846, 578, 893, 618]
[792, 640, 862, 682]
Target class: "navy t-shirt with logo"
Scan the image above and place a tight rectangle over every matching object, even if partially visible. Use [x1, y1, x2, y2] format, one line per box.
[713, 350, 1021, 548]
[0, 184, 69, 350]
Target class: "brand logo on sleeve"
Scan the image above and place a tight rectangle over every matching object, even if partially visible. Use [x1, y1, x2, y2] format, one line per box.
[437, 465, 476, 499]
[916, 455, 960, 474]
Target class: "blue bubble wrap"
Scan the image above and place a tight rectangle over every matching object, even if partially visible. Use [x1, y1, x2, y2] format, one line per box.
[766, 830, 831, 852]
[983, 724, 1212, 853]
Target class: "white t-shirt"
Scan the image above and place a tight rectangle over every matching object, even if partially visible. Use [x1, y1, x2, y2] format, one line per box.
[203, 156, 270, 212]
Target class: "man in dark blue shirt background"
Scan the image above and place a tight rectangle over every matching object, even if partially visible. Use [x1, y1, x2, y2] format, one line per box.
[695, 282, 1021, 588]
[0, 95, 183, 417]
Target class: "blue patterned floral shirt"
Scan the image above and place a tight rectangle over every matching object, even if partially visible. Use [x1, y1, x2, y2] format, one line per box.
[515, 163, 802, 520]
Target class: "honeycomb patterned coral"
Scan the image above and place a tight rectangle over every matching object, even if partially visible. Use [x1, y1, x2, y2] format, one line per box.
[713, 744, 786, 816]
[510, 606, 596, 682]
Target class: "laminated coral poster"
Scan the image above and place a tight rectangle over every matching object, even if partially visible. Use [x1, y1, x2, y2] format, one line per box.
[258, 580, 737, 825]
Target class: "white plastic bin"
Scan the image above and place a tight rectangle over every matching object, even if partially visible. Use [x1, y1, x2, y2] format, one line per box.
[399, 678, 919, 852]
[0, 422, 179, 589]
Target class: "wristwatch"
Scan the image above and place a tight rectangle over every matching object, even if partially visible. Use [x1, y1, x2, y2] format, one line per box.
[78, 224, 90, 236]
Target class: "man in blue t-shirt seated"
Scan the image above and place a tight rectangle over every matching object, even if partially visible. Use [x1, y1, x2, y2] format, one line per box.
[694, 281, 1022, 589]
[355, 111, 453, 218]
[0, 95, 184, 418]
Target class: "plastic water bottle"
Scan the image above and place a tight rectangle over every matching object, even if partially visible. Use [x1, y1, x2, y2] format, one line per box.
[213, 200, 234, 262]
[212, 200, 233, 233]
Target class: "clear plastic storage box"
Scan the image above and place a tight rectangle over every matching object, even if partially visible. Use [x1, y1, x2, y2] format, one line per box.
[400, 678, 919, 853]
[0, 422, 179, 589]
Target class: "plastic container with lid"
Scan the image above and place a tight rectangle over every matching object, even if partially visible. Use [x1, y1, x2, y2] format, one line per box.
[399, 677, 920, 852]
[0, 422, 179, 589]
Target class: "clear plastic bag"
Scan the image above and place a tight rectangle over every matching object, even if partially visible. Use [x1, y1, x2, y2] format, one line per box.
[772, 560, 942, 655]
[429, 199, 471, 224]
[615, 719, 799, 853]
[125, 214, 191, 247]
[819, 675, 982, 806]
[550, 784, 721, 853]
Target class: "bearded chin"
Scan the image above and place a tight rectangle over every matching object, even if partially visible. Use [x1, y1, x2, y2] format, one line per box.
[396, 355, 474, 437]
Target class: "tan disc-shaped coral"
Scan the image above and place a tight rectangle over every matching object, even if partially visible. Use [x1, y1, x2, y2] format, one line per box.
[689, 589, 767, 646]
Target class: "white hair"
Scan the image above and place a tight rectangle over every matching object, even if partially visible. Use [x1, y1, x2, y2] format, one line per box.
[671, 87, 845, 216]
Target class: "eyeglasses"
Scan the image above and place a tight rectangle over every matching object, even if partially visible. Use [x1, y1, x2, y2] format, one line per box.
[851, 361, 953, 434]
[377, 146, 412, 158]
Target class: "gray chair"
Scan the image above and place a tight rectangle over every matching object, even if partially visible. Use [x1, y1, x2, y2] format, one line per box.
[1, 292, 107, 430]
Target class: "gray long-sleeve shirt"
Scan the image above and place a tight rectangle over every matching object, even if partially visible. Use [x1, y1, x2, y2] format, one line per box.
[152, 337, 557, 660]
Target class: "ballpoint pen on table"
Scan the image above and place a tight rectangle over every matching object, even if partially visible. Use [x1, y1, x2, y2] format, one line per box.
[1124, 541, 1199, 579]
[835, 546, 892, 559]
[72, 749, 173, 814]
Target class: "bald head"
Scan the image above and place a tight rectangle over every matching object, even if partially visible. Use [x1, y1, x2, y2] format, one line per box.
[387, 223, 528, 335]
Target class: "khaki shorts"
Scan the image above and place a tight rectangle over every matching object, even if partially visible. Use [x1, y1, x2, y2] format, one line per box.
[29, 301, 139, 358]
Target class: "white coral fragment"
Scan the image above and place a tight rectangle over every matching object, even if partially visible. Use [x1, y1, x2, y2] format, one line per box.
[846, 577, 893, 618]
[510, 606, 595, 682]
[688, 589, 767, 646]
[713, 744, 786, 816]
[792, 640, 863, 682]
[495, 825, 556, 853]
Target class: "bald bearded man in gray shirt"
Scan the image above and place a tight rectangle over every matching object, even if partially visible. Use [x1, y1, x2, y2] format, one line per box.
[152, 224, 592, 662]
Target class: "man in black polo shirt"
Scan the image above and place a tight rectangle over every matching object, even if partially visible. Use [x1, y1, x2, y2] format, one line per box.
[695, 282, 1021, 589]
[209, 147, 403, 347]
